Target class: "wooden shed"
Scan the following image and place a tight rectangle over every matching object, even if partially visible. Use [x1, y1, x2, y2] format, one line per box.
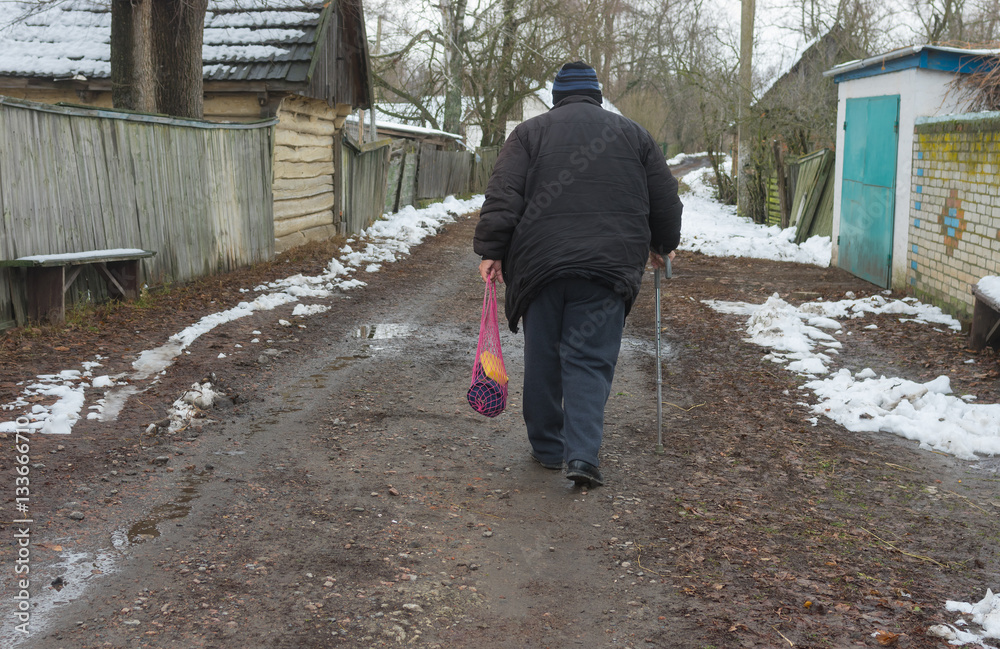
[0, 0, 376, 252]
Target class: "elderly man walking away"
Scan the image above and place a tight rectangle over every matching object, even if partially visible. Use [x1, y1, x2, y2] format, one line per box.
[473, 61, 683, 488]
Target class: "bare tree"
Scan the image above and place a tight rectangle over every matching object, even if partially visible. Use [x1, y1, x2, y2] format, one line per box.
[910, 0, 966, 42]
[371, 0, 565, 147]
[110, 0, 155, 112]
[465, 0, 564, 146]
[151, 0, 209, 119]
[910, 0, 1000, 43]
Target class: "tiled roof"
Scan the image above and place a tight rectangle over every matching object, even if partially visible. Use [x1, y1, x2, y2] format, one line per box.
[0, 0, 324, 82]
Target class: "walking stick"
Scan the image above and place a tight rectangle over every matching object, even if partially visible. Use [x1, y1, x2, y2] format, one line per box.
[654, 257, 671, 456]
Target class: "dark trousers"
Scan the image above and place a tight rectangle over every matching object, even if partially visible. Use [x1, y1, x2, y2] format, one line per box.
[521, 278, 626, 467]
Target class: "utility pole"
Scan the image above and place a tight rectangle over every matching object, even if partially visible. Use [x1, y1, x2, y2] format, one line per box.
[737, 0, 756, 216]
[441, 0, 467, 136]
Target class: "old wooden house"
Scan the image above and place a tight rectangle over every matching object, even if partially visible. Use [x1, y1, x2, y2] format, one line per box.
[0, 0, 378, 252]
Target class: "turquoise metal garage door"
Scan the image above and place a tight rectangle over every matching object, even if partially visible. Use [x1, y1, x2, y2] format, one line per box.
[838, 95, 900, 288]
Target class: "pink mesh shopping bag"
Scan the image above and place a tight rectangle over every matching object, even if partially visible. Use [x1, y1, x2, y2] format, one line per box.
[468, 280, 508, 417]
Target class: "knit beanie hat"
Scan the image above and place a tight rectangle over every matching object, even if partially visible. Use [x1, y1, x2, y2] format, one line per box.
[551, 61, 603, 105]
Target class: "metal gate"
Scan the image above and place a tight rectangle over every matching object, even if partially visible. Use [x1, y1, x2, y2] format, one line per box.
[838, 95, 899, 288]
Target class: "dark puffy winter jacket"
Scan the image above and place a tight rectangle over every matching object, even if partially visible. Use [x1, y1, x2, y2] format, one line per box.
[474, 96, 683, 332]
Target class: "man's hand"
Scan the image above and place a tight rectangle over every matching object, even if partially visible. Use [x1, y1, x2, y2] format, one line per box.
[479, 259, 503, 283]
[648, 250, 675, 270]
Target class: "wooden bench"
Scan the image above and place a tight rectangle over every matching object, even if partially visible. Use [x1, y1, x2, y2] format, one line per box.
[969, 279, 1000, 351]
[0, 248, 156, 324]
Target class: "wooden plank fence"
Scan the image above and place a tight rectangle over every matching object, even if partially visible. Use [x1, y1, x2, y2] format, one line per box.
[341, 137, 391, 235]
[0, 97, 275, 329]
[788, 148, 835, 243]
[384, 141, 419, 214]
[766, 176, 782, 226]
[472, 146, 500, 193]
[383, 142, 490, 214]
[417, 144, 472, 200]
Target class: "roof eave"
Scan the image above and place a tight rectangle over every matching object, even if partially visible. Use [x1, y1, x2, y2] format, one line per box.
[823, 45, 924, 78]
[824, 44, 1000, 82]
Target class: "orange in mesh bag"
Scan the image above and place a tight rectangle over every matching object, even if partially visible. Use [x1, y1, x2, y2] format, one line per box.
[468, 280, 508, 417]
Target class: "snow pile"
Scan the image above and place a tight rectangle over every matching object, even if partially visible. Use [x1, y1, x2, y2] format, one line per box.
[704, 292, 1000, 459]
[977, 275, 1000, 305]
[706, 293, 962, 378]
[804, 370, 1000, 460]
[166, 382, 221, 433]
[131, 292, 300, 380]
[928, 589, 1000, 646]
[292, 304, 330, 316]
[797, 293, 961, 331]
[679, 167, 831, 267]
[666, 151, 708, 166]
[91, 375, 115, 388]
[0, 365, 106, 435]
[361, 195, 485, 257]
[682, 164, 727, 200]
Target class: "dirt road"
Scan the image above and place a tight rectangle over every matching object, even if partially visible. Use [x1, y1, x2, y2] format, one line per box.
[2, 210, 999, 648]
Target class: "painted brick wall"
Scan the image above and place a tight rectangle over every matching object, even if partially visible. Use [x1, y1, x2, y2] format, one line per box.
[909, 114, 1000, 319]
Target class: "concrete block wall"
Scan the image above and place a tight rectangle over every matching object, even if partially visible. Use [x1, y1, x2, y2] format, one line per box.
[909, 114, 1000, 319]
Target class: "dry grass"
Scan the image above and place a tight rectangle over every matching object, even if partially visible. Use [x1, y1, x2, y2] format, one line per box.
[941, 42, 1000, 112]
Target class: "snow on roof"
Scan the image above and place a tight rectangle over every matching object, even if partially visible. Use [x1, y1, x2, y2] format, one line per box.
[375, 97, 477, 129]
[0, 0, 324, 81]
[916, 110, 1000, 126]
[756, 28, 830, 101]
[343, 113, 461, 140]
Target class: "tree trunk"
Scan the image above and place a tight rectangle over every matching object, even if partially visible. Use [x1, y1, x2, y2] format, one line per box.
[480, 0, 517, 147]
[110, 0, 155, 112]
[441, 0, 467, 135]
[152, 0, 209, 119]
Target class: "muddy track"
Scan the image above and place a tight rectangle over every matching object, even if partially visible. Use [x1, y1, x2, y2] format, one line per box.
[3, 211, 999, 648]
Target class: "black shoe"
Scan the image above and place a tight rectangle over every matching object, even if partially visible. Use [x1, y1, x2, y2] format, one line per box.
[566, 460, 604, 487]
[531, 453, 563, 470]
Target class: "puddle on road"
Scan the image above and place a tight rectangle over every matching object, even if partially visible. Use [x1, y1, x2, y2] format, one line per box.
[970, 458, 1000, 474]
[0, 548, 118, 647]
[97, 385, 142, 422]
[622, 336, 678, 362]
[325, 354, 371, 371]
[123, 474, 208, 544]
[354, 323, 415, 339]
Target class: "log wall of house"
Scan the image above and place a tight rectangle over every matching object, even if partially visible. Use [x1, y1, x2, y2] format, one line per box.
[0, 85, 278, 123]
[0, 87, 113, 106]
[272, 95, 352, 252]
[204, 94, 264, 122]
